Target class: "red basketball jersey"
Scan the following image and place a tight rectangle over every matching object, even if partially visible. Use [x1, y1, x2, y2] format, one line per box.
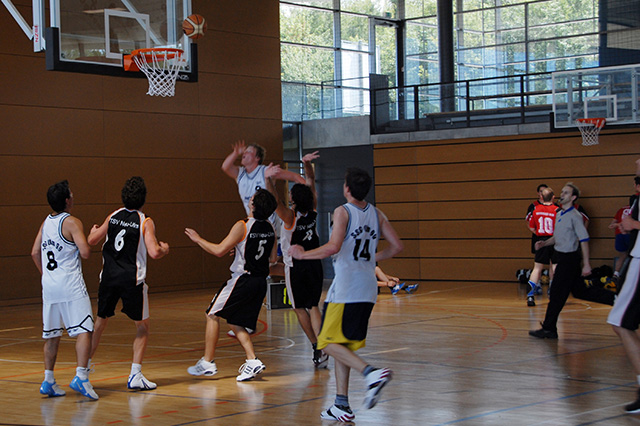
[529, 203, 557, 237]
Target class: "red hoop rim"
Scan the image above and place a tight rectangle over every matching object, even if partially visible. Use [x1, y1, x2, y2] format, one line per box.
[124, 48, 184, 72]
[576, 117, 606, 128]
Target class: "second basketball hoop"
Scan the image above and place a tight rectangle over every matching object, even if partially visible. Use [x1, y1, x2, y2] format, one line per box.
[576, 118, 605, 146]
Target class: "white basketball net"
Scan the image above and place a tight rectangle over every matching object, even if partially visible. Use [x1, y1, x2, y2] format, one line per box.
[576, 118, 605, 146]
[132, 49, 185, 97]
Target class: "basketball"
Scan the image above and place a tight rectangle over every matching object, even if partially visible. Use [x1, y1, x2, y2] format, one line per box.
[182, 14, 207, 39]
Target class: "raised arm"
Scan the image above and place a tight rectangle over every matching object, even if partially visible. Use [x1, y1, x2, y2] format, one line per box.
[63, 216, 91, 259]
[31, 222, 44, 274]
[290, 205, 348, 260]
[302, 151, 319, 209]
[88, 216, 109, 246]
[275, 168, 306, 185]
[265, 164, 294, 227]
[375, 208, 403, 262]
[143, 218, 170, 259]
[185, 220, 245, 257]
[221, 140, 246, 180]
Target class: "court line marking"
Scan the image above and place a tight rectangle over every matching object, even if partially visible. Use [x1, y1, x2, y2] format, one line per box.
[0, 326, 34, 333]
[432, 384, 631, 425]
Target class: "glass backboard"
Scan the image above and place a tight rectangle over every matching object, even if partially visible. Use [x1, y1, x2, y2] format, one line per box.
[45, 0, 197, 81]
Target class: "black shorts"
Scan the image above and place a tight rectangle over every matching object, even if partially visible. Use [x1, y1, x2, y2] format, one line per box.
[207, 274, 267, 331]
[534, 238, 554, 264]
[97, 281, 148, 321]
[285, 260, 323, 309]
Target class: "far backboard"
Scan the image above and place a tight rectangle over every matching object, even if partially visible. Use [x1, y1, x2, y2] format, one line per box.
[44, 0, 197, 81]
[552, 64, 640, 129]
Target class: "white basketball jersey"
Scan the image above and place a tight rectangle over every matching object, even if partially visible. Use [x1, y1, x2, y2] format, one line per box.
[325, 203, 379, 304]
[236, 164, 281, 236]
[237, 165, 267, 216]
[40, 213, 88, 303]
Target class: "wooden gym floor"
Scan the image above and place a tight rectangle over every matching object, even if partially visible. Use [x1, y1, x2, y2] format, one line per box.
[1, 281, 638, 425]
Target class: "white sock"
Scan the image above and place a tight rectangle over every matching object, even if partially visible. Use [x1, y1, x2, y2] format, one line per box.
[130, 363, 142, 376]
[44, 370, 55, 383]
[76, 366, 88, 380]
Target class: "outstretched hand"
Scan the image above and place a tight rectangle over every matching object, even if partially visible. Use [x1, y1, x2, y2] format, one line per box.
[302, 151, 320, 163]
[264, 162, 282, 179]
[232, 140, 246, 156]
[184, 228, 201, 243]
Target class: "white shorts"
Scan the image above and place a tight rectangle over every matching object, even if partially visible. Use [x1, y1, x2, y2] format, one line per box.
[43, 296, 94, 338]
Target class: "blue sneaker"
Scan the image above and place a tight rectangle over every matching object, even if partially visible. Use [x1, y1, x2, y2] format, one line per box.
[390, 282, 405, 295]
[527, 283, 542, 297]
[40, 380, 66, 397]
[69, 375, 99, 400]
[404, 284, 419, 294]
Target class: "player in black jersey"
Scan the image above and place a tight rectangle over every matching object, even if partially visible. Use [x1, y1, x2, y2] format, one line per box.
[265, 152, 328, 368]
[88, 177, 169, 390]
[185, 189, 278, 382]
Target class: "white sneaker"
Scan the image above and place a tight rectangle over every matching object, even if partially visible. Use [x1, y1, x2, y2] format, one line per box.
[313, 349, 329, 369]
[320, 404, 355, 422]
[236, 359, 265, 382]
[187, 358, 218, 377]
[69, 376, 99, 400]
[127, 372, 157, 390]
[363, 367, 392, 409]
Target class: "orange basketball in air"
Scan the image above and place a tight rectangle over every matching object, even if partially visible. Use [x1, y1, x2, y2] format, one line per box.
[182, 14, 207, 40]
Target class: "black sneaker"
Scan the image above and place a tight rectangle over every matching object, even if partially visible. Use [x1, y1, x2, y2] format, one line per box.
[529, 327, 558, 339]
[527, 296, 535, 307]
[625, 389, 640, 413]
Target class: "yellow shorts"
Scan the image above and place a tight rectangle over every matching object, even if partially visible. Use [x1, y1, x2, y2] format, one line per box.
[317, 302, 374, 352]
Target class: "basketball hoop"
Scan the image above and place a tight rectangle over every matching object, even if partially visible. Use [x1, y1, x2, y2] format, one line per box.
[124, 48, 185, 97]
[576, 118, 605, 146]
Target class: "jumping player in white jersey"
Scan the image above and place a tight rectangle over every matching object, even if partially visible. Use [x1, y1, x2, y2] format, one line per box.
[87, 176, 169, 391]
[221, 140, 305, 216]
[290, 168, 403, 422]
[185, 189, 278, 382]
[30, 180, 98, 400]
[265, 151, 328, 368]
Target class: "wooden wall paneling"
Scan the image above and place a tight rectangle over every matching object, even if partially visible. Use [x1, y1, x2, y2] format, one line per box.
[103, 111, 201, 159]
[0, 55, 104, 109]
[419, 219, 526, 240]
[197, 73, 282, 119]
[0, 156, 106, 206]
[376, 258, 421, 281]
[418, 200, 524, 220]
[420, 258, 529, 282]
[373, 145, 418, 166]
[410, 154, 637, 184]
[209, 0, 280, 38]
[208, 32, 281, 78]
[0, 256, 44, 303]
[375, 177, 633, 203]
[198, 117, 284, 159]
[373, 130, 640, 284]
[0, 106, 104, 157]
[375, 184, 419, 203]
[388, 221, 420, 240]
[419, 239, 531, 259]
[376, 202, 419, 221]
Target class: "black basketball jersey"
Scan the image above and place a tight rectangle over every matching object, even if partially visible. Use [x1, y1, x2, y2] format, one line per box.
[231, 218, 275, 278]
[291, 210, 320, 251]
[101, 208, 147, 286]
